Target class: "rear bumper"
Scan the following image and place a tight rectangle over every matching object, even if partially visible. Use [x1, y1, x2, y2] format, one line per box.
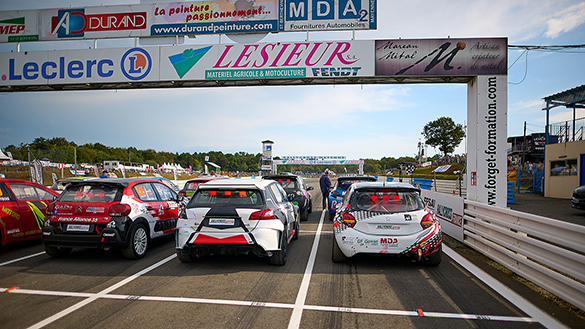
[334, 224, 442, 258]
[41, 227, 128, 249]
[175, 227, 281, 257]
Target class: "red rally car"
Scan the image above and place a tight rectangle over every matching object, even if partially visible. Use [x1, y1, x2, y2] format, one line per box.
[0, 179, 60, 246]
[41, 178, 181, 259]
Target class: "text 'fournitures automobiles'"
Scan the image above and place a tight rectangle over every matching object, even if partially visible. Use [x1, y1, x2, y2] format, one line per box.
[331, 181, 442, 266]
[175, 178, 299, 265]
[41, 178, 182, 259]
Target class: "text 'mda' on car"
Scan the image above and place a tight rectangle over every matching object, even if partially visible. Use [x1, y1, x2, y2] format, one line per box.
[0, 179, 60, 246]
[176, 178, 299, 265]
[263, 173, 313, 221]
[41, 178, 182, 259]
[332, 181, 442, 266]
[328, 175, 377, 220]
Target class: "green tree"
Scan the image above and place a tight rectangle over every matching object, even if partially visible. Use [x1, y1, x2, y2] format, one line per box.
[422, 117, 465, 156]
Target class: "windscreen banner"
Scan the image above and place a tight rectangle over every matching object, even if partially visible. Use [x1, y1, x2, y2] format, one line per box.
[0, 40, 374, 86]
[0, 0, 376, 42]
[375, 38, 507, 77]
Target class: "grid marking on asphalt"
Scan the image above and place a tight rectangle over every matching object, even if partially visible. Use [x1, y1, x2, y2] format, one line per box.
[0, 213, 561, 328]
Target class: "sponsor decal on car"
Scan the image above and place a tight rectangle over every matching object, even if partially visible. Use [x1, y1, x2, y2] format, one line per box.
[2, 206, 20, 220]
[341, 236, 354, 244]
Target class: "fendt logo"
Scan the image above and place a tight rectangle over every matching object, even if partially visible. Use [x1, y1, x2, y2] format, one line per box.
[51, 8, 147, 38]
[121, 48, 152, 81]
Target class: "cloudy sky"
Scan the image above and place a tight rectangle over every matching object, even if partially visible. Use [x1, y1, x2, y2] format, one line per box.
[0, 0, 584, 161]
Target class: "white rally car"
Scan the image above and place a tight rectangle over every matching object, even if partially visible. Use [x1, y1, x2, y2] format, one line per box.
[332, 181, 442, 266]
[175, 178, 298, 265]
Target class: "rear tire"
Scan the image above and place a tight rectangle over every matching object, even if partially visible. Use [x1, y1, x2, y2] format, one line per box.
[331, 236, 347, 263]
[300, 207, 309, 221]
[328, 212, 335, 221]
[122, 224, 148, 259]
[44, 245, 72, 257]
[176, 249, 194, 262]
[423, 244, 442, 266]
[270, 231, 288, 266]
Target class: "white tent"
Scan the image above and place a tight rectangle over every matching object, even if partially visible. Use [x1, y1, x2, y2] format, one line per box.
[0, 149, 10, 161]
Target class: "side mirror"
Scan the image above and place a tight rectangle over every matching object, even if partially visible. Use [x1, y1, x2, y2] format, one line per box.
[307, 186, 314, 191]
[331, 191, 341, 198]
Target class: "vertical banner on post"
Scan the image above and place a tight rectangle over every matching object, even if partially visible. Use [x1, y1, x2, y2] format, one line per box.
[467, 75, 508, 207]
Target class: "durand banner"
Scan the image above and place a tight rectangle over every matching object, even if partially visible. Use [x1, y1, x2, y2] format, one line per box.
[0, 0, 376, 42]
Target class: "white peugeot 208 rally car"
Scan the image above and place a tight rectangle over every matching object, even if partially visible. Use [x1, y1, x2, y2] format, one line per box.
[332, 181, 442, 266]
[175, 178, 299, 265]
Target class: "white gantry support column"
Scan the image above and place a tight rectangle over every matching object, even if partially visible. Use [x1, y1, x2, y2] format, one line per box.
[466, 75, 508, 207]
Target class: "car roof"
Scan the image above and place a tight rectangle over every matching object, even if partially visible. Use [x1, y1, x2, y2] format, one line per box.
[66, 177, 166, 187]
[337, 175, 377, 182]
[185, 176, 227, 183]
[350, 181, 419, 191]
[264, 174, 300, 180]
[198, 177, 274, 190]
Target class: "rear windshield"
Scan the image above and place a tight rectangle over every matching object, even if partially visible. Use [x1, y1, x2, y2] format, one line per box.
[272, 178, 298, 191]
[184, 181, 200, 190]
[59, 184, 120, 203]
[338, 178, 374, 190]
[350, 189, 423, 213]
[189, 189, 263, 206]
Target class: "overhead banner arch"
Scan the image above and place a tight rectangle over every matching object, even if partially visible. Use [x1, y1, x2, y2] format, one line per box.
[0, 37, 508, 206]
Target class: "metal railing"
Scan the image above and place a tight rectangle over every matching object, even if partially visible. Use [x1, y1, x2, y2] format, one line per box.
[463, 200, 585, 311]
[548, 117, 585, 143]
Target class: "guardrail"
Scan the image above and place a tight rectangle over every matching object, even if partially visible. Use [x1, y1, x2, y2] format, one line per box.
[463, 200, 585, 311]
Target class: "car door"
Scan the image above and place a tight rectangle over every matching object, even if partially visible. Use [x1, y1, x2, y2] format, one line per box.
[0, 182, 22, 244]
[269, 183, 296, 236]
[5, 182, 54, 237]
[151, 182, 179, 234]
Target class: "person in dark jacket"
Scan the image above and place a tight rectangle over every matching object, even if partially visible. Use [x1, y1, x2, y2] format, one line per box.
[319, 169, 332, 209]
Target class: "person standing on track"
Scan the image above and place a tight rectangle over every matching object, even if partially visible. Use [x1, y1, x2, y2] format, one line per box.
[319, 169, 332, 210]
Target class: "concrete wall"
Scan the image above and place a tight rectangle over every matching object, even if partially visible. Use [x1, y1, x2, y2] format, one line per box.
[544, 140, 584, 198]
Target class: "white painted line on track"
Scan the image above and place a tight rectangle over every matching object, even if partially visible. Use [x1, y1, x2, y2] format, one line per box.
[24, 253, 177, 329]
[2, 286, 539, 323]
[0, 251, 46, 267]
[443, 245, 567, 329]
[287, 209, 325, 329]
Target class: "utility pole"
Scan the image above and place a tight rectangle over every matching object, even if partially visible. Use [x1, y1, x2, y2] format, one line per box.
[522, 121, 526, 167]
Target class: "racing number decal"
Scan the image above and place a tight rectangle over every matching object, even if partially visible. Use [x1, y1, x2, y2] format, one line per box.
[26, 201, 48, 229]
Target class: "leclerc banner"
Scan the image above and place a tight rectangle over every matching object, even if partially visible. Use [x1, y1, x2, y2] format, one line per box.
[0, 0, 376, 42]
[0, 41, 373, 87]
[375, 38, 507, 77]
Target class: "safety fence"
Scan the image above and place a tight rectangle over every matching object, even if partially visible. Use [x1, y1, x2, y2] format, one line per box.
[388, 177, 467, 198]
[463, 199, 585, 311]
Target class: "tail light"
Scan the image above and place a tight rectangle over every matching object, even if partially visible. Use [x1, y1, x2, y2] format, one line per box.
[46, 202, 56, 215]
[341, 211, 356, 228]
[250, 208, 277, 220]
[109, 204, 131, 217]
[420, 212, 435, 229]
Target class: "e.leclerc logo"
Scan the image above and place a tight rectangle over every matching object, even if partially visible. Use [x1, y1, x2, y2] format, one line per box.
[2, 47, 152, 83]
[121, 48, 152, 81]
